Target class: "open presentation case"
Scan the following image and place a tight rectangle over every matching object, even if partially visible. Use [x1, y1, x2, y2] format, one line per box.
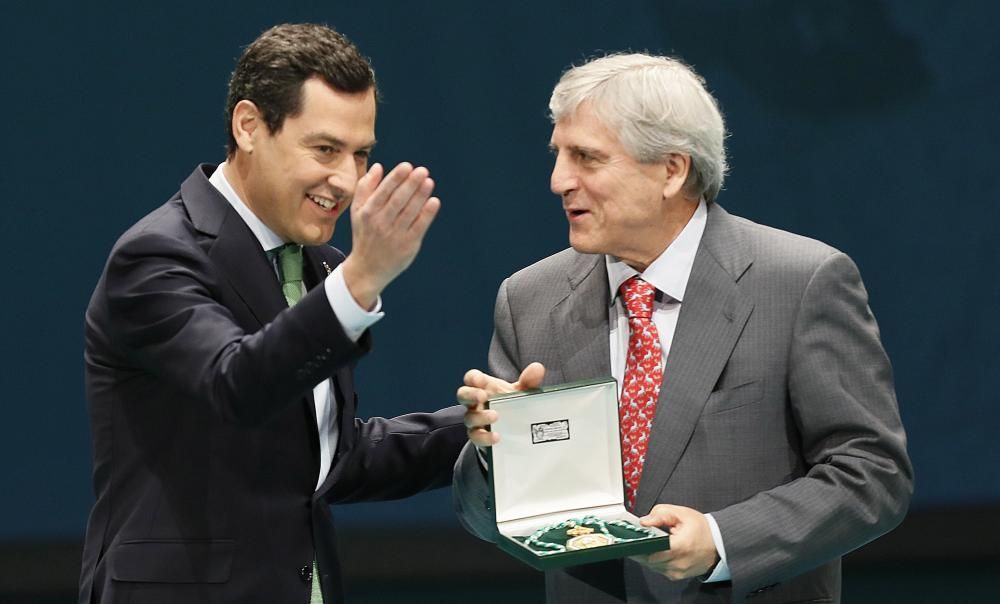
[487, 378, 669, 570]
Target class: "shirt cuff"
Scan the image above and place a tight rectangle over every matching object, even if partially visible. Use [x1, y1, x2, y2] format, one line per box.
[703, 513, 731, 582]
[324, 264, 384, 343]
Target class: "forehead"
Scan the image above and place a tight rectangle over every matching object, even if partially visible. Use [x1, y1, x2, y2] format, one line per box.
[286, 77, 376, 142]
[550, 103, 621, 150]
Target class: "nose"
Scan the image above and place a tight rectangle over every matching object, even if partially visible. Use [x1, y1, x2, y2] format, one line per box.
[326, 153, 361, 202]
[550, 153, 577, 197]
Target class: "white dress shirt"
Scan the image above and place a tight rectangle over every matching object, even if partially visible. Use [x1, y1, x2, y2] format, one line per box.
[606, 200, 731, 582]
[209, 162, 384, 492]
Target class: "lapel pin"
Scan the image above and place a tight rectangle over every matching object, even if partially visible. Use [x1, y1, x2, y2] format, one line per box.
[322, 261, 333, 276]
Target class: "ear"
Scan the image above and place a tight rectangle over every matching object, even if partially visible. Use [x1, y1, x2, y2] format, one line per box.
[231, 99, 264, 154]
[662, 153, 692, 199]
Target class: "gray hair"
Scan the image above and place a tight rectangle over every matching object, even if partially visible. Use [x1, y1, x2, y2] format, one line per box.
[549, 53, 728, 202]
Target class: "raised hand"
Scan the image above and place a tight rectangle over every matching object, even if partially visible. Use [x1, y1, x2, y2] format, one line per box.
[341, 162, 440, 309]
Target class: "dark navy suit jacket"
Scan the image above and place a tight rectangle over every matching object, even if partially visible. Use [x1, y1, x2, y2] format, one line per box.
[80, 164, 465, 603]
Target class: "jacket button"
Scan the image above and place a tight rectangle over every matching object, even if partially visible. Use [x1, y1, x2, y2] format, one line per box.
[299, 565, 312, 583]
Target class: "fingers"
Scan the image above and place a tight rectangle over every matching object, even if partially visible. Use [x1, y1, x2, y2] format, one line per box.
[344, 161, 438, 300]
[384, 167, 432, 227]
[464, 405, 499, 444]
[407, 195, 441, 238]
[353, 163, 384, 211]
[366, 163, 436, 227]
[630, 552, 672, 574]
[458, 374, 500, 447]
[463, 406, 497, 427]
[459, 364, 543, 449]
[463, 368, 516, 395]
[463, 369, 491, 389]
[365, 163, 440, 250]
[468, 426, 500, 447]
[464, 406, 499, 446]
[630, 549, 692, 582]
[393, 175, 436, 230]
[456, 385, 489, 408]
[362, 162, 415, 213]
[635, 505, 719, 580]
[644, 548, 673, 566]
[640, 504, 683, 529]
[457, 370, 505, 444]
[465, 365, 545, 395]
[513, 362, 546, 390]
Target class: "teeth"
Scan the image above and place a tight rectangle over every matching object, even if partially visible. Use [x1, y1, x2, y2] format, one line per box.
[308, 194, 336, 210]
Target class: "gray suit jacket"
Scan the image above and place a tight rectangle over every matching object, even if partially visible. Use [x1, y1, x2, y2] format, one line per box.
[454, 203, 912, 603]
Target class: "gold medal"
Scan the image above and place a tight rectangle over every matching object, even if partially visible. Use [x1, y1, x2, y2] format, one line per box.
[566, 533, 614, 550]
[566, 525, 594, 537]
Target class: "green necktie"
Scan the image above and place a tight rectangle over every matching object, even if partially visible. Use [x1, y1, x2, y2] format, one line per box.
[274, 243, 304, 307]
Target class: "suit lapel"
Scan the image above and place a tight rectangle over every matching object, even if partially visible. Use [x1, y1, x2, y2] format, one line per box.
[554, 253, 612, 384]
[184, 166, 335, 492]
[303, 246, 335, 285]
[211, 215, 288, 325]
[185, 165, 328, 472]
[636, 204, 754, 512]
[181, 165, 287, 326]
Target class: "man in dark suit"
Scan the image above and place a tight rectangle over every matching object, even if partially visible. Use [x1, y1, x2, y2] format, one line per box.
[80, 23, 465, 603]
[455, 53, 912, 602]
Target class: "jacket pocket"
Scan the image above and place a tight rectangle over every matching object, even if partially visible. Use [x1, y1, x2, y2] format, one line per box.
[109, 539, 234, 583]
[703, 379, 763, 415]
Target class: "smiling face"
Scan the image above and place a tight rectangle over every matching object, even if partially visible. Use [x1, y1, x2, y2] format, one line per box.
[549, 102, 693, 271]
[231, 77, 376, 245]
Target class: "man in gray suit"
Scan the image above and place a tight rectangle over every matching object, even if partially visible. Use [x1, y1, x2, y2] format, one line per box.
[455, 53, 912, 602]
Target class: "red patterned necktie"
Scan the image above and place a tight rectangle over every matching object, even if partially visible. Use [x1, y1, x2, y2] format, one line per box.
[618, 276, 663, 511]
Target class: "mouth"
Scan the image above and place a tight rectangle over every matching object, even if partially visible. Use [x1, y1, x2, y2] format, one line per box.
[307, 193, 339, 214]
[566, 208, 590, 221]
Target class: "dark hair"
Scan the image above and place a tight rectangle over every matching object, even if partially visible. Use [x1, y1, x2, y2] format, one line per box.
[225, 23, 376, 156]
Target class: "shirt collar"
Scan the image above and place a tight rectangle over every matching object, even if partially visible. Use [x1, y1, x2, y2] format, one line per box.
[208, 161, 287, 252]
[606, 198, 707, 304]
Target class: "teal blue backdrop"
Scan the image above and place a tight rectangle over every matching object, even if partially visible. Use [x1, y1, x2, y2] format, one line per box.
[1, 0, 997, 540]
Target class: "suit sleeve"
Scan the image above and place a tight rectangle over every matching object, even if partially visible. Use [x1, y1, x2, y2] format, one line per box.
[451, 278, 520, 541]
[323, 405, 467, 503]
[712, 252, 913, 599]
[98, 230, 366, 426]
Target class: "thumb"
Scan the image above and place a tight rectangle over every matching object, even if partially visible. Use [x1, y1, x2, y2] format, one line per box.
[640, 504, 683, 529]
[513, 362, 545, 390]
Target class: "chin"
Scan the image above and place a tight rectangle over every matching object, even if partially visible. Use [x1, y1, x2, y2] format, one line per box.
[568, 234, 603, 255]
[296, 226, 335, 246]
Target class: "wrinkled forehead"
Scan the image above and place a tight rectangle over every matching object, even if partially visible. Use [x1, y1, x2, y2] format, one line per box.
[550, 102, 620, 147]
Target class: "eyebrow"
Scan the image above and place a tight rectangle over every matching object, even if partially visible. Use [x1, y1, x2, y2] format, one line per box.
[549, 143, 608, 160]
[303, 132, 377, 152]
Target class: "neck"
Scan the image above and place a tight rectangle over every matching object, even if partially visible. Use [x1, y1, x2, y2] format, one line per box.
[222, 155, 255, 213]
[620, 196, 699, 271]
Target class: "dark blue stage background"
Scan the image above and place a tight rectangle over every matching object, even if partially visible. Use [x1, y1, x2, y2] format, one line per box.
[1, 0, 997, 543]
